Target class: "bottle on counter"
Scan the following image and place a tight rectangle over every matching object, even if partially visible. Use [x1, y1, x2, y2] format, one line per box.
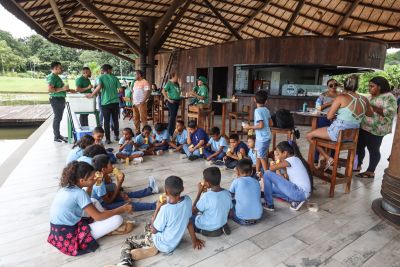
[302, 102, 308, 112]
[315, 98, 322, 111]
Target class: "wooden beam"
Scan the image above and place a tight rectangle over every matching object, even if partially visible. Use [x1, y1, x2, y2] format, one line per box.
[229, 0, 272, 41]
[149, 0, 187, 49]
[47, 0, 65, 32]
[48, 3, 82, 36]
[282, 0, 305, 36]
[333, 0, 362, 36]
[154, 0, 192, 53]
[66, 31, 134, 62]
[203, 0, 242, 40]
[76, 0, 141, 54]
[63, 25, 121, 41]
[339, 28, 400, 37]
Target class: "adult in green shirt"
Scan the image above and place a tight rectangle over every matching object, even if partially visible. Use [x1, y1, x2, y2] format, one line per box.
[190, 76, 209, 106]
[87, 64, 121, 144]
[162, 72, 181, 136]
[47, 61, 70, 142]
[75, 67, 93, 126]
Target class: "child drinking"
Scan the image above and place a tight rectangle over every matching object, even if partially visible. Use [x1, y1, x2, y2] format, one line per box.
[183, 120, 209, 161]
[91, 154, 158, 211]
[263, 141, 312, 211]
[204, 127, 228, 163]
[224, 134, 249, 169]
[116, 127, 144, 161]
[66, 135, 94, 164]
[151, 123, 170, 154]
[135, 125, 154, 155]
[118, 176, 204, 266]
[48, 161, 132, 256]
[243, 90, 272, 177]
[169, 120, 188, 153]
[192, 167, 232, 236]
[229, 159, 263, 225]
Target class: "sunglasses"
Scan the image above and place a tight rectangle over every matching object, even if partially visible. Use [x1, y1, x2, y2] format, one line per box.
[328, 83, 338, 88]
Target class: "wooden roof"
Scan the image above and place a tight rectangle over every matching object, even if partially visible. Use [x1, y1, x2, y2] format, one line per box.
[2, 0, 400, 59]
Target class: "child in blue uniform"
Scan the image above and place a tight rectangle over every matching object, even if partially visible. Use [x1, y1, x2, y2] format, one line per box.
[204, 127, 228, 163]
[169, 120, 188, 153]
[66, 134, 94, 164]
[116, 127, 144, 161]
[151, 123, 170, 153]
[182, 120, 209, 161]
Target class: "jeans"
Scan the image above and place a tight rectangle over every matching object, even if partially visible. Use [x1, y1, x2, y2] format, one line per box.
[101, 103, 120, 140]
[225, 157, 238, 169]
[103, 187, 156, 211]
[314, 117, 332, 162]
[49, 97, 65, 139]
[167, 101, 180, 136]
[356, 128, 384, 173]
[154, 143, 169, 151]
[182, 144, 201, 157]
[203, 148, 225, 161]
[133, 102, 147, 134]
[231, 201, 259, 225]
[263, 170, 307, 206]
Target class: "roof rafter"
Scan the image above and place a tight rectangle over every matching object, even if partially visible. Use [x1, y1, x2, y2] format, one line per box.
[48, 3, 82, 36]
[282, 0, 306, 36]
[339, 28, 400, 37]
[203, 0, 242, 40]
[333, 0, 362, 36]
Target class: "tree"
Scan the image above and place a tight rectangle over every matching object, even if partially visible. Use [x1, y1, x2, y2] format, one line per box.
[0, 40, 25, 73]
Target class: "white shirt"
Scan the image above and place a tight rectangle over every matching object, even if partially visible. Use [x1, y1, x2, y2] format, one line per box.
[285, 156, 311, 198]
[132, 79, 150, 105]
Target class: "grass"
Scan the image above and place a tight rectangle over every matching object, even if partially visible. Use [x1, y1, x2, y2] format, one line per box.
[0, 76, 75, 93]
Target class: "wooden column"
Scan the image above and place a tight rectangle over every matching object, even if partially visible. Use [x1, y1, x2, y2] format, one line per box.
[138, 19, 147, 76]
[146, 19, 156, 85]
[372, 111, 400, 229]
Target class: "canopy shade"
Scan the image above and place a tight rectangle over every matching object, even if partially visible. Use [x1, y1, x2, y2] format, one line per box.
[2, 0, 400, 58]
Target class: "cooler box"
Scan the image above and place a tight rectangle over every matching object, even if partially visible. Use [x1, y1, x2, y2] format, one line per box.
[75, 127, 93, 141]
[66, 93, 96, 112]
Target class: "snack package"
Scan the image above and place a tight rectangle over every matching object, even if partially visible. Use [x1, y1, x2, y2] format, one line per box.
[112, 167, 124, 182]
[159, 193, 167, 204]
[95, 171, 103, 186]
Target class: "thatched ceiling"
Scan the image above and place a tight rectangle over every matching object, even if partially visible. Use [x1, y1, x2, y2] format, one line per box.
[2, 0, 400, 59]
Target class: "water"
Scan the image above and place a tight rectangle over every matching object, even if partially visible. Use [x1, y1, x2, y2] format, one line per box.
[0, 126, 38, 166]
[0, 93, 48, 106]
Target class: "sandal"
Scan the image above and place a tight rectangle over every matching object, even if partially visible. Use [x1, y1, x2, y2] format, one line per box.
[355, 172, 375, 179]
[324, 157, 334, 171]
[108, 221, 134, 236]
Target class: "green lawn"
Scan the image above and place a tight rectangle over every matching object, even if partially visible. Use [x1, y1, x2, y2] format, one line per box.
[0, 76, 75, 93]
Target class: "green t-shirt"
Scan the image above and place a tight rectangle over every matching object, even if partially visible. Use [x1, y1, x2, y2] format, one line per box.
[125, 88, 132, 106]
[195, 84, 209, 104]
[164, 81, 181, 101]
[75, 75, 92, 94]
[47, 73, 65, 98]
[98, 73, 120, 105]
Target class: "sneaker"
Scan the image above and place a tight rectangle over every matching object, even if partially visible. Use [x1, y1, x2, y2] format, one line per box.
[222, 223, 231, 235]
[54, 136, 68, 143]
[262, 203, 275, 211]
[188, 155, 199, 161]
[105, 139, 112, 144]
[133, 157, 143, 163]
[148, 176, 159, 194]
[290, 201, 305, 211]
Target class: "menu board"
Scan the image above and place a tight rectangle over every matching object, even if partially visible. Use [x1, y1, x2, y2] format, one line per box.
[235, 67, 248, 92]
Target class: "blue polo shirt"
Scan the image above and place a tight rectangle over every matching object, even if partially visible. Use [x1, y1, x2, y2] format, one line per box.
[254, 107, 271, 142]
[208, 136, 228, 152]
[190, 128, 209, 146]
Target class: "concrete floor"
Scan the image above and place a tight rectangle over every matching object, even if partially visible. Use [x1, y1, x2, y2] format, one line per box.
[0, 114, 398, 267]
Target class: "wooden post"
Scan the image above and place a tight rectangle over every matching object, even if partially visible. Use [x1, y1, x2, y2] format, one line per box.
[139, 19, 147, 75]
[372, 112, 400, 229]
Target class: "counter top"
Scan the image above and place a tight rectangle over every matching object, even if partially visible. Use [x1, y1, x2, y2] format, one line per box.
[235, 93, 317, 100]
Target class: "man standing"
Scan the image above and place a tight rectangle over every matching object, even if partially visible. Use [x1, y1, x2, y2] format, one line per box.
[75, 67, 93, 126]
[132, 70, 150, 134]
[47, 61, 70, 142]
[87, 64, 121, 144]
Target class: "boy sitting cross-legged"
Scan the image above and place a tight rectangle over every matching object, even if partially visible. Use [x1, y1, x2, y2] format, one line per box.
[192, 167, 232, 237]
[168, 120, 188, 153]
[229, 159, 263, 225]
[203, 127, 228, 164]
[182, 120, 209, 161]
[224, 133, 249, 169]
[135, 125, 154, 156]
[118, 176, 204, 267]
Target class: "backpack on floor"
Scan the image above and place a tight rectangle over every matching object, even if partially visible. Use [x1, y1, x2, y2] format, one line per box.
[271, 109, 300, 139]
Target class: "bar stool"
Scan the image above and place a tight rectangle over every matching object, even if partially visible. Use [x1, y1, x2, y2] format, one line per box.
[187, 104, 213, 131]
[228, 105, 250, 135]
[314, 128, 359, 197]
[270, 127, 295, 150]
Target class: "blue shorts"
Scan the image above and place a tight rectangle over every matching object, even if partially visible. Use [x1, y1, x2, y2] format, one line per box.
[327, 120, 359, 141]
[117, 150, 144, 157]
[255, 140, 270, 159]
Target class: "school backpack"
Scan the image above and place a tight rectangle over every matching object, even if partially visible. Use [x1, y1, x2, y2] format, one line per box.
[271, 109, 300, 139]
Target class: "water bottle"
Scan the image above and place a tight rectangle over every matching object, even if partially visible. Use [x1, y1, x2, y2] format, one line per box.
[302, 102, 308, 112]
[315, 98, 322, 111]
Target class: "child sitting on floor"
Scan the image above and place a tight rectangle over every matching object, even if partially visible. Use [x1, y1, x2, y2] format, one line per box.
[229, 159, 263, 225]
[204, 127, 228, 163]
[66, 134, 95, 164]
[116, 127, 144, 162]
[224, 134, 249, 169]
[48, 161, 132, 256]
[151, 123, 170, 154]
[183, 120, 209, 161]
[92, 126, 117, 163]
[243, 90, 272, 177]
[169, 120, 188, 153]
[192, 167, 232, 236]
[118, 176, 204, 267]
[135, 125, 154, 155]
[263, 141, 312, 211]
[77, 144, 107, 166]
[91, 154, 158, 211]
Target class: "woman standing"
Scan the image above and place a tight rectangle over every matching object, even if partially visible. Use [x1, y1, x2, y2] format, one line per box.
[356, 76, 397, 178]
[162, 73, 181, 136]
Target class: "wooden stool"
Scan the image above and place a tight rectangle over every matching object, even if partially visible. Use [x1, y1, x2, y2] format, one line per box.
[314, 128, 359, 197]
[270, 127, 295, 151]
[228, 105, 250, 135]
[122, 97, 134, 121]
[187, 104, 211, 130]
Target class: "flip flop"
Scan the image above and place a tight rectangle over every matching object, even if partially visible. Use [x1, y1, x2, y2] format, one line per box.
[108, 221, 134, 236]
[355, 172, 375, 179]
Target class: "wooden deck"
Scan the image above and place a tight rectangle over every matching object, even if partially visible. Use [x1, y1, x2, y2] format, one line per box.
[0, 104, 52, 126]
[0, 115, 399, 267]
